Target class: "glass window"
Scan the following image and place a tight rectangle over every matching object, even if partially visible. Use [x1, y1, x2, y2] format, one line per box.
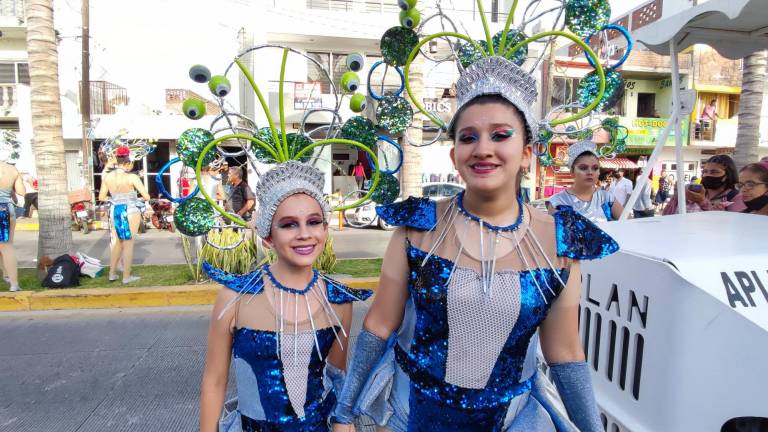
[306, 52, 332, 94]
[0, 63, 15, 83]
[16, 63, 29, 85]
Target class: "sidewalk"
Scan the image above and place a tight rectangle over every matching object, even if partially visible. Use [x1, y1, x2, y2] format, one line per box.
[0, 278, 379, 312]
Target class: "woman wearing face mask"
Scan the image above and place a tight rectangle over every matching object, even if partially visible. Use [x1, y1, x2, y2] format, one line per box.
[663, 154, 745, 214]
[738, 161, 768, 215]
[546, 140, 623, 222]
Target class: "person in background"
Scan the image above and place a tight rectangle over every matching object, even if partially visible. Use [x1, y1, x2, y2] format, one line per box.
[0, 161, 24, 291]
[20, 172, 37, 218]
[547, 140, 622, 222]
[519, 167, 533, 203]
[226, 166, 255, 221]
[738, 161, 768, 215]
[655, 169, 669, 209]
[609, 169, 634, 207]
[701, 99, 719, 123]
[99, 147, 150, 284]
[351, 160, 366, 189]
[199, 165, 224, 206]
[633, 174, 655, 218]
[663, 154, 744, 214]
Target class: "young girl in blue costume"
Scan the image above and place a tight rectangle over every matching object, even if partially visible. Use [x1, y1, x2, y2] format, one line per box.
[200, 161, 372, 432]
[332, 56, 619, 432]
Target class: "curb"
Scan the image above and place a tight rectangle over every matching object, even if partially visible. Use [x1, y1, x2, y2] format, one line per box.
[0, 277, 380, 312]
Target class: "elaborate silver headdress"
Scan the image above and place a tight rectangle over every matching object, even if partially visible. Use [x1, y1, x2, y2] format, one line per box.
[567, 140, 600, 169]
[450, 56, 539, 139]
[254, 160, 331, 238]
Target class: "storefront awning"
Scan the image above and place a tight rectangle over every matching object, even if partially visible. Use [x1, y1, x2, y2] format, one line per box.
[601, 157, 639, 170]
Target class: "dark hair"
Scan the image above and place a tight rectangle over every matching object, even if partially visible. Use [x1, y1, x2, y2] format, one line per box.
[705, 154, 738, 190]
[571, 151, 598, 171]
[116, 155, 131, 166]
[447, 94, 532, 144]
[740, 162, 768, 184]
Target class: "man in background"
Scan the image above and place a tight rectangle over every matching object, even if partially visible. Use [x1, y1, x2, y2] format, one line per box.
[610, 169, 634, 207]
[225, 166, 255, 220]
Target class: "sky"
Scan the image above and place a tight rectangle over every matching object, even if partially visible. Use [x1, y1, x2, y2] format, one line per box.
[50, 0, 650, 109]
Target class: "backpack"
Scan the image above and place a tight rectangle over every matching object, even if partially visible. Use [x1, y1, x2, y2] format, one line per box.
[42, 254, 81, 288]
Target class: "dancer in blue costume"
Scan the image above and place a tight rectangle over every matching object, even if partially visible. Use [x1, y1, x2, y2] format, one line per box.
[332, 1, 623, 429]
[98, 146, 150, 284]
[200, 161, 372, 432]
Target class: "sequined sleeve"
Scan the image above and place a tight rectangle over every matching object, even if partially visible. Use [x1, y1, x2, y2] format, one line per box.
[323, 276, 373, 304]
[203, 262, 265, 295]
[553, 207, 619, 260]
[375, 196, 436, 230]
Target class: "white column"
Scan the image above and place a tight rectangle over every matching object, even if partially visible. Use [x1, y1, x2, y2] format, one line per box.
[670, 39, 686, 214]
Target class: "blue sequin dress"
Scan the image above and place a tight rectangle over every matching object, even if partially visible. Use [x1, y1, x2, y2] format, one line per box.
[205, 263, 373, 432]
[353, 196, 618, 432]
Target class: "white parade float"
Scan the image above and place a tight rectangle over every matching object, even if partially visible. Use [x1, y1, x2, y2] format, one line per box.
[581, 1, 768, 430]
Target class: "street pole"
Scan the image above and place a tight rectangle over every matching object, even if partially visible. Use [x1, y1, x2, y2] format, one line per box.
[80, 0, 93, 200]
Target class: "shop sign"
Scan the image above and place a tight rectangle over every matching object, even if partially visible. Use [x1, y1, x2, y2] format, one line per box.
[423, 98, 454, 114]
[294, 82, 324, 110]
[619, 117, 690, 147]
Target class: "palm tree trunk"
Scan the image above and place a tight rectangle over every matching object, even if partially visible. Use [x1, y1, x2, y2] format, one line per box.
[25, 0, 73, 271]
[734, 50, 767, 169]
[402, 56, 424, 198]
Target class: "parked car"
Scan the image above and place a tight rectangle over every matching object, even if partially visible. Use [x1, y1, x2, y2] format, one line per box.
[344, 182, 465, 230]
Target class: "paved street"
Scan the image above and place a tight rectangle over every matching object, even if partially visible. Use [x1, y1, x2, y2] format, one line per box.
[0, 306, 368, 432]
[14, 226, 393, 268]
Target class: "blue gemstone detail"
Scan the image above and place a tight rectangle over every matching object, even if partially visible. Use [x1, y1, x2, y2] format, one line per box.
[554, 206, 619, 259]
[375, 196, 436, 231]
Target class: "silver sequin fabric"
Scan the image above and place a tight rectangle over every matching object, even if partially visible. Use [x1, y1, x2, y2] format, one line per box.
[450, 56, 539, 140]
[549, 189, 614, 223]
[445, 267, 522, 389]
[254, 160, 331, 238]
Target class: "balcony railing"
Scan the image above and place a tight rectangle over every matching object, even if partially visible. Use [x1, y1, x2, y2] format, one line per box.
[0, 84, 15, 116]
[81, 81, 129, 115]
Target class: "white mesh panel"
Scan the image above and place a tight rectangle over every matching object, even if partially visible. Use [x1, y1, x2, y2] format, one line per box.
[445, 267, 521, 389]
[280, 331, 316, 418]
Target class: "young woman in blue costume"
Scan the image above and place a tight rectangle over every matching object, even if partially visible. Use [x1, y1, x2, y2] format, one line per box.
[199, 161, 372, 432]
[331, 56, 619, 432]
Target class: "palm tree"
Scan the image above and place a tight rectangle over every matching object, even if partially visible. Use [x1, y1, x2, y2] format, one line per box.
[733, 50, 767, 169]
[25, 0, 73, 268]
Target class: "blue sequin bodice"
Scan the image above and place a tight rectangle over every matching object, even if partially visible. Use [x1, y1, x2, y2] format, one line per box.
[373, 197, 618, 431]
[233, 327, 337, 431]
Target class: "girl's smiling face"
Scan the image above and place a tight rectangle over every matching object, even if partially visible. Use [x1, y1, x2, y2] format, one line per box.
[266, 193, 328, 269]
[450, 101, 531, 196]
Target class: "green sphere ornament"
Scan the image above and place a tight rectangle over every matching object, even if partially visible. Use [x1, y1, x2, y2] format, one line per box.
[577, 69, 624, 112]
[340, 71, 361, 93]
[208, 75, 231, 98]
[176, 128, 215, 167]
[182, 98, 206, 120]
[492, 29, 528, 66]
[539, 154, 554, 167]
[615, 138, 627, 153]
[537, 128, 553, 144]
[565, 0, 611, 39]
[350, 93, 367, 113]
[175, 198, 214, 237]
[341, 116, 377, 149]
[398, 0, 417, 10]
[376, 95, 413, 136]
[371, 173, 400, 204]
[381, 26, 419, 66]
[399, 8, 421, 29]
[251, 128, 313, 163]
[458, 39, 489, 68]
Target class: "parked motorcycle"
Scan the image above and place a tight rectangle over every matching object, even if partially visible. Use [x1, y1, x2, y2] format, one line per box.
[67, 189, 93, 234]
[150, 199, 175, 232]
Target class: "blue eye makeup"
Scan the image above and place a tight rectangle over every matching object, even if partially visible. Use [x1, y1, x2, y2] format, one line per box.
[490, 128, 516, 141]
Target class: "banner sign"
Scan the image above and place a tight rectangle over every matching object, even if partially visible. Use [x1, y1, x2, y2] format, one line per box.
[619, 117, 690, 147]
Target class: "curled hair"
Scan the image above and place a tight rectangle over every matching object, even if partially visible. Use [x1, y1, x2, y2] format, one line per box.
[447, 94, 533, 144]
[705, 154, 738, 190]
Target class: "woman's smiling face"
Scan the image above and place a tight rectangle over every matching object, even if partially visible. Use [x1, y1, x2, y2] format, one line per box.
[266, 193, 328, 269]
[450, 101, 531, 195]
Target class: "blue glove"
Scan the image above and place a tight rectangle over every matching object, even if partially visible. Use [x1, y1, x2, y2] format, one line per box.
[331, 329, 388, 425]
[549, 361, 603, 432]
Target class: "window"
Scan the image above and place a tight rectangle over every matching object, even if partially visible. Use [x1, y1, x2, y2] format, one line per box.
[551, 77, 580, 113]
[0, 62, 30, 84]
[727, 94, 740, 119]
[306, 52, 332, 94]
[636, 93, 656, 118]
